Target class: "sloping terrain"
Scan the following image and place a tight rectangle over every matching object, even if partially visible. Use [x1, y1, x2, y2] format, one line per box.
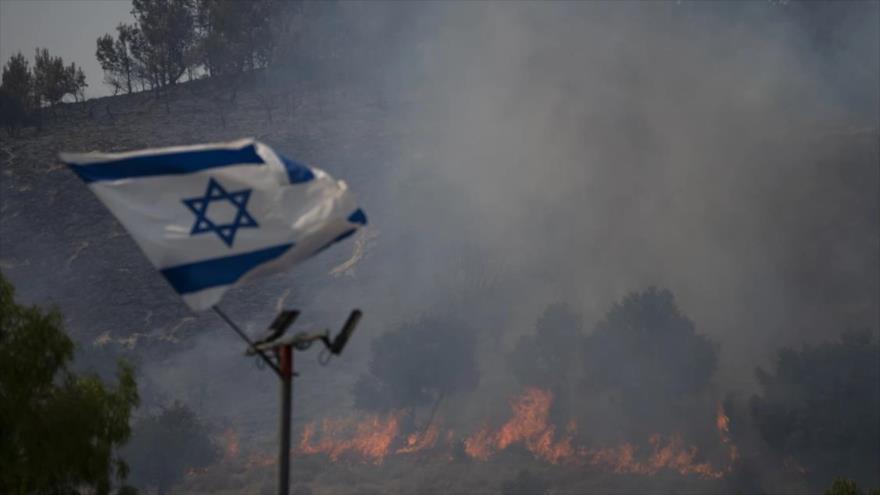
[2, 62, 876, 494]
[0, 76, 740, 495]
[0, 73, 401, 485]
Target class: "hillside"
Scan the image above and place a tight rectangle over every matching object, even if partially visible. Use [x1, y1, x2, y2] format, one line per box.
[0, 71, 401, 485]
[2, 13, 878, 490]
[0, 71, 395, 335]
[0, 74, 736, 495]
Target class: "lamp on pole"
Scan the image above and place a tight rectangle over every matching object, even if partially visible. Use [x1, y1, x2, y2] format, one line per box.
[214, 306, 362, 495]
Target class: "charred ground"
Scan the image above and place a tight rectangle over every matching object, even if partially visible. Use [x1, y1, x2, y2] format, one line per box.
[1, 2, 878, 494]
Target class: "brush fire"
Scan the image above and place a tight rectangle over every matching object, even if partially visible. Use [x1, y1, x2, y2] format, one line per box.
[283, 387, 740, 479]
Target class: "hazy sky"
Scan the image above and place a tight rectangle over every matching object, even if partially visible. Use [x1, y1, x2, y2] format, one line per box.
[0, 0, 132, 99]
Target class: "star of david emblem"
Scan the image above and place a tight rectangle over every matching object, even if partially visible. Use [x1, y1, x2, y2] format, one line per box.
[182, 177, 258, 247]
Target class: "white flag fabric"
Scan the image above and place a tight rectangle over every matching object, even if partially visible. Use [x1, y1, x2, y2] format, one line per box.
[60, 139, 366, 311]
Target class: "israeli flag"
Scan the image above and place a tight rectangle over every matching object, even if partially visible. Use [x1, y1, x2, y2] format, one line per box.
[60, 139, 366, 311]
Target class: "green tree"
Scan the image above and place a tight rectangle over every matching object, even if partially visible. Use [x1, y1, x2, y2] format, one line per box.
[62, 62, 88, 102]
[195, 0, 286, 76]
[751, 331, 880, 489]
[96, 24, 139, 94]
[122, 401, 220, 495]
[33, 47, 67, 109]
[196, 0, 250, 77]
[131, 0, 198, 89]
[1, 52, 33, 106]
[0, 271, 139, 494]
[0, 53, 34, 135]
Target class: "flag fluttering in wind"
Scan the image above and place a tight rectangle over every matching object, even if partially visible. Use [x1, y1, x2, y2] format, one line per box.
[60, 139, 366, 311]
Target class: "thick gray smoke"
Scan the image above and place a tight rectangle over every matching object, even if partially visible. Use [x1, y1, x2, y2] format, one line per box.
[130, 0, 878, 452]
[4, 1, 875, 493]
[55, 1, 875, 409]
[322, 0, 879, 391]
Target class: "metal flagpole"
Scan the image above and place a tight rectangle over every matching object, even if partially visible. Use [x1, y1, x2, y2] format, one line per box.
[212, 305, 280, 375]
[278, 344, 293, 495]
[211, 304, 362, 495]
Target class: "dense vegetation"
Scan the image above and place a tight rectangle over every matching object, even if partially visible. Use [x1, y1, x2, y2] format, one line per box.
[751, 331, 880, 488]
[95, 0, 289, 95]
[0, 1, 876, 493]
[350, 286, 878, 492]
[508, 303, 584, 425]
[353, 314, 479, 426]
[0, 49, 86, 135]
[0, 271, 139, 494]
[582, 288, 720, 440]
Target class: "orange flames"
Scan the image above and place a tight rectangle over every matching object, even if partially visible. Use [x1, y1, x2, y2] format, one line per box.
[584, 434, 723, 478]
[575, 402, 740, 478]
[464, 388, 575, 464]
[299, 412, 404, 464]
[716, 401, 740, 464]
[186, 427, 274, 480]
[396, 423, 440, 454]
[219, 426, 276, 469]
[293, 387, 739, 479]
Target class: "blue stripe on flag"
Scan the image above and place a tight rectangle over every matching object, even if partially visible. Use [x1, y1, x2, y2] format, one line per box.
[281, 155, 315, 184]
[348, 208, 368, 225]
[67, 144, 265, 183]
[160, 243, 294, 294]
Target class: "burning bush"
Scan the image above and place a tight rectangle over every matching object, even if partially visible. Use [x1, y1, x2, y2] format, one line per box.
[508, 303, 584, 425]
[299, 383, 737, 480]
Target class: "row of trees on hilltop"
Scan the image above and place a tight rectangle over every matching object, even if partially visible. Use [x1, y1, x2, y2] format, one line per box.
[0, 0, 293, 136]
[96, 0, 290, 96]
[0, 49, 87, 135]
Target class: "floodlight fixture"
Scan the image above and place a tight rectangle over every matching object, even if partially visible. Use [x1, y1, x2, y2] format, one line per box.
[253, 309, 300, 345]
[329, 309, 361, 355]
[213, 305, 363, 495]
